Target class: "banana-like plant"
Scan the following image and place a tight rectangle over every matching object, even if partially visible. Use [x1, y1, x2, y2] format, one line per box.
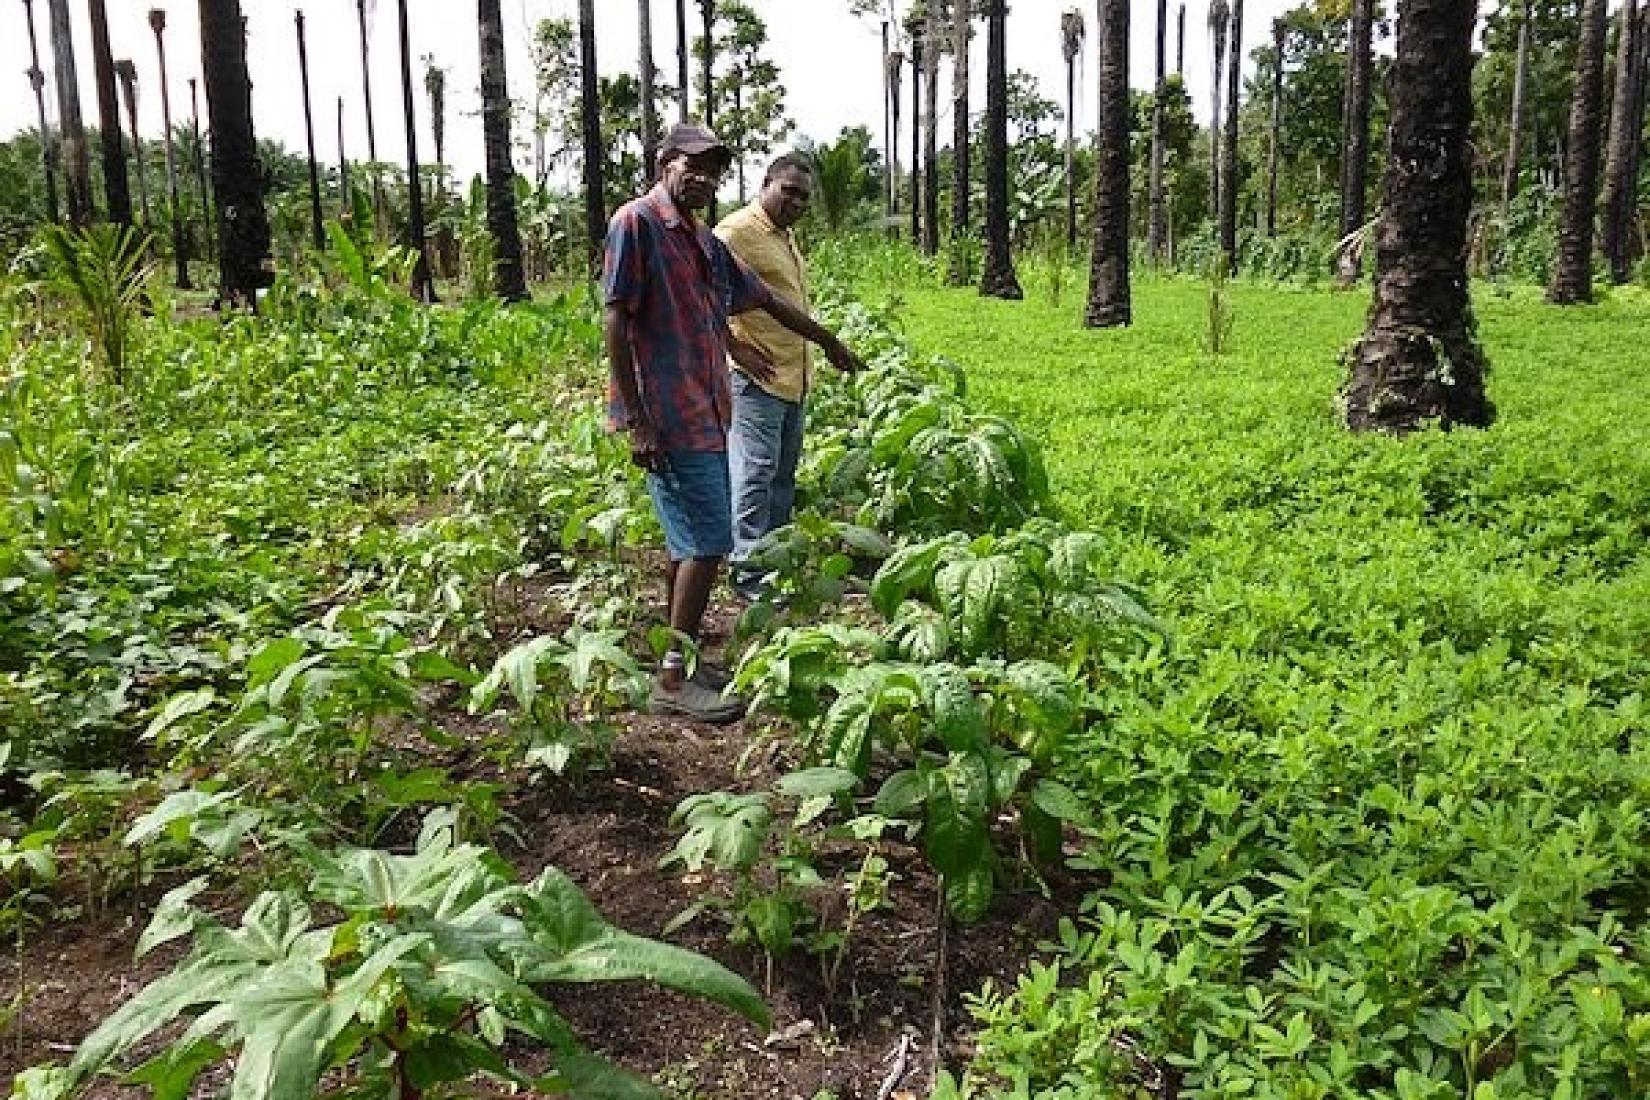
[41, 225, 157, 387]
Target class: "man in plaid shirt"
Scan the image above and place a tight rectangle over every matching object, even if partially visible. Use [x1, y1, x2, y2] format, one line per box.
[603, 122, 864, 723]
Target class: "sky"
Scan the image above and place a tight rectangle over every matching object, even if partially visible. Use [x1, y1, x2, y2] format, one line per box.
[0, 0, 1300, 190]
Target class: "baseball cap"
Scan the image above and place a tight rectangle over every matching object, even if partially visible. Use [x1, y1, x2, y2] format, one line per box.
[660, 122, 732, 168]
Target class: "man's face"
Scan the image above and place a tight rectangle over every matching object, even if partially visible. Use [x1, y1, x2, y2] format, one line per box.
[662, 151, 725, 212]
[761, 166, 813, 229]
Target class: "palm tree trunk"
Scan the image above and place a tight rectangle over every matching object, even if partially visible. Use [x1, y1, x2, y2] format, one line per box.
[978, 0, 1021, 299]
[337, 97, 351, 211]
[1343, 0, 1489, 434]
[889, 46, 903, 224]
[1600, 0, 1643, 284]
[24, 0, 61, 224]
[198, 0, 271, 307]
[1208, 0, 1229, 225]
[639, 0, 659, 180]
[1177, 3, 1186, 75]
[1548, 0, 1608, 304]
[48, 0, 93, 225]
[1266, 18, 1284, 237]
[395, 0, 435, 301]
[922, 0, 941, 257]
[115, 61, 153, 229]
[578, 0, 605, 273]
[477, 0, 527, 301]
[1500, 0, 1530, 213]
[884, 20, 896, 231]
[676, 0, 689, 123]
[1062, 10, 1082, 253]
[698, 0, 715, 123]
[1336, 0, 1375, 284]
[1148, 0, 1169, 263]
[188, 77, 213, 259]
[1219, 0, 1244, 273]
[946, 0, 971, 284]
[910, 28, 922, 246]
[88, 0, 132, 225]
[1085, 0, 1130, 327]
[295, 12, 326, 253]
[357, 0, 385, 234]
[149, 9, 191, 287]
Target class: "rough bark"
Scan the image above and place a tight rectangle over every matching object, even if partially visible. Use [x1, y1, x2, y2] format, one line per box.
[1208, 0, 1229, 224]
[922, 0, 941, 257]
[1600, 0, 1642, 283]
[639, 0, 659, 181]
[1336, 0, 1375, 284]
[198, 0, 271, 306]
[1343, 0, 1490, 434]
[25, 0, 61, 224]
[910, 24, 922, 246]
[149, 8, 191, 286]
[945, 1, 972, 285]
[88, 0, 132, 225]
[1148, 0, 1169, 262]
[978, 0, 1021, 299]
[1548, 0, 1608, 304]
[47, 0, 92, 225]
[115, 61, 152, 228]
[1266, 18, 1284, 237]
[396, 0, 435, 301]
[295, 13, 325, 253]
[578, 0, 605, 272]
[1500, 0, 1530, 212]
[1085, 0, 1131, 327]
[477, 0, 527, 301]
[1219, 0, 1244, 272]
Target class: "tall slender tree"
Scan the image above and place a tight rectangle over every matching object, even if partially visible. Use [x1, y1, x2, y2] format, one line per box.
[578, 0, 605, 270]
[24, 0, 61, 224]
[884, 20, 896, 228]
[357, 0, 384, 228]
[921, 0, 940, 256]
[698, 0, 715, 123]
[1148, 0, 1169, 262]
[477, 0, 528, 300]
[1061, 9, 1085, 252]
[978, 0, 1021, 298]
[115, 60, 152, 228]
[1335, 0, 1375, 284]
[395, 0, 434, 300]
[946, 0, 973, 285]
[336, 97, 350, 211]
[1500, 0, 1531, 213]
[909, 9, 924, 247]
[198, 0, 271, 306]
[676, 0, 689, 122]
[1600, 0, 1643, 283]
[1208, 0, 1230, 222]
[1219, 0, 1244, 272]
[1548, 0, 1608, 304]
[295, 11, 325, 253]
[188, 77, 212, 258]
[639, 0, 660, 180]
[149, 9, 190, 286]
[1085, 0, 1130, 327]
[888, 44, 904, 222]
[1177, 2, 1186, 74]
[1343, 0, 1490, 433]
[1266, 17, 1284, 237]
[425, 57, 447, 186]
[88, 0, 132, 225]
[47, 0, 92, 225]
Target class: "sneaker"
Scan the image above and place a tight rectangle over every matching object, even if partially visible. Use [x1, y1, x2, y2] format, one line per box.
[691, 661, 734, 692]
[649, 676, 745, 724]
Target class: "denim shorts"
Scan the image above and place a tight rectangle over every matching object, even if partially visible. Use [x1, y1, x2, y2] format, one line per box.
[645, 449, 734, 561]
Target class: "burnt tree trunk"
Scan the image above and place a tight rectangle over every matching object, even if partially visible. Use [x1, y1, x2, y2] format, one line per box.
[396, 0, 435, 300]
[115, 61, 152, 228]
[295, 12, 325, 253]
[910, 22, 922, 247]
[477, 0, 527, 300]
[1148, 0, 1169, 263]
[1062, 10, 1082, 252]
[25, 0, 61, 224]
[676, 0, 689, 123]
[1336, 0, 1375, 284]
[1208, 0, 1229, 226]
[978, 0, 1021, 299]
[356, 0, 385, 233]
[578, 0, 605, 273]
[946, 0, 972, 285]
[922, 0, 941, 257]
[639, 0, 659, 181]
[1177, 3, 1186, 74]
[149, 8, 191, 287]
[1501, 0, 1530, 213]
[1343, 0, 1491, 434]
[1267, 18, 1284, 237]
[48, 0, 93, 225]
[1085, 0, 1131, 328]
[1219, 0, 1244, 272]
[1548, 0, 1608, 303]
[198, 0, 271, 306]
[1600, 0, 1643, 283]
[88, 0, 132, 225]
[189, 78, 213, 259]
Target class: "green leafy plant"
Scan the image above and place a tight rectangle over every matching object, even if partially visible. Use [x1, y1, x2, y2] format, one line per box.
[41, 224, 156, 386]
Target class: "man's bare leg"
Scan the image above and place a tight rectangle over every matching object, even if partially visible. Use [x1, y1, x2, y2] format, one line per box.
[660, 556, 720, 690]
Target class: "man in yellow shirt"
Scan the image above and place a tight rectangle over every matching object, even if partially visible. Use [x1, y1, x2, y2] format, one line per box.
[716, 153, 852, 599]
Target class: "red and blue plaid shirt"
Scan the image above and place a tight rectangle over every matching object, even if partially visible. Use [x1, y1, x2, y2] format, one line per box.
[603, 184, 772, 453]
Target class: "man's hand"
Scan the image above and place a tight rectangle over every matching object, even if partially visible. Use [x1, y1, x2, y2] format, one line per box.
[627, 419, 665, 472]
[825, 338, 866, 376]
[728, 337, 779, 385]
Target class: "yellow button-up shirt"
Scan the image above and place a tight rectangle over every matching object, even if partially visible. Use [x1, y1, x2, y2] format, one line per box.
[714, 201, 812, 403]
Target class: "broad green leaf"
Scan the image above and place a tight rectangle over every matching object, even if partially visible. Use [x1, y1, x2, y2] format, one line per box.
[775, 766, 860, 801]
[922, 754, 991, 878]
[539, 1051, 663, 1100]
[123, 1040, 227, 1100]
[874, 769, 928, 817]
[1029, 779, 1090, 827]
[136, 877, 211, 960]
[143, 689, 217, 742]
[945, 864, 995, 923]
[663, 792, 771, 874]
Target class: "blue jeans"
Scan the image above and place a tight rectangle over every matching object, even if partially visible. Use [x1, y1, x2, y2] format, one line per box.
[645, 449, 733, 561]
[728, 371, 806, 582]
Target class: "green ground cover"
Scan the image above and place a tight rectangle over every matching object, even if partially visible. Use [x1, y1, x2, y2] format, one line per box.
[877, 273, 1650, 1098]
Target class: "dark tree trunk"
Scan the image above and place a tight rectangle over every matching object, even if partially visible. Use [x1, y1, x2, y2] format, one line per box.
[910, 24, 922, 247]
[578, 0, 605, 273]
[889, 47, 903, 224]
[1208, 0, 1229, 224]
[1062, 10, 1082, 253]
[115, 62, 152, 228]
[1601, 0, 1643, 283]
[676, 0, 689, 123]
[1177, 2, 1186, 75]
[1336, 0, 1375, 284]
[149, 9, 191, 287]
[47, 0, 92, 225]
[1219, 0, 1244, 272]
[198, 0, 271, 307]
[1343, 0, 1490, 434]
[477, 0, 527, 300]
[978, 0, 1020, 298]
[1501, 0, 1530, 212]
[884, 21, 896, 229]
[295, 12, 326, 253]
[189, 78, 213, 259]
[946, 1, 971, 284]
[25, 0, 61, 224]
[1548, 0, 1608, 304]
[357, 0, 384, 231]
[396, 0, 434, 300]
[1267, 18, 1284, 237]
[639, 0, 659, 180]
[1148, 0, 1169, 262]
[337, 97, 350, 210]
[1085, 0, 1131, 328]
[698, 0, 716, 221]
[88, 0, 132, 225]
[922, 0, 941, 257]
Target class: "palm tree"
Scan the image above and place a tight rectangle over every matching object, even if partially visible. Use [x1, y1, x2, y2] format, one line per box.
[1266, 18, 1284, 237]
[47, 0, 92, 225]
[639, 0, 660, 180]
[356, 0, 384, 230]
[1060, 9, 1085, 252]
[88, 0, 132, 225]
[1600, 0, 1643, 284]
[1219, 0, 1244, 272]
[888, 44, 904, 224]
[978, 0, 1021, 299]
[1207, 0, 1230, 223]
[1342, 0, 1490, 434]
[295, 12, 325, 253]
[1177, 2, 1186, 74]
[394, 0, 434, 300]
[198, 0, 271, 306]
[907, 7, 924, 246]
[148, 8, 190, 287]
[676, 0, 689, 123]
[336, 97, 350, 210]
[946, 0, 972, 285]
[24, 0, 61, 223]
[477, 0, 528, 301]
[1336, 0, 1375, 285]
[1085, 0, 1130, 327]
[188, 77, 212, 256]
[697, 0, 715, 123]
[1148, 0, 1169, 263]
[578, 0, 604, 271]
[1548, 0, 1607, 304]
[114, 61, 153, 228]
[1500, 0, 1530, 213]
[922, 0, 940, 257]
